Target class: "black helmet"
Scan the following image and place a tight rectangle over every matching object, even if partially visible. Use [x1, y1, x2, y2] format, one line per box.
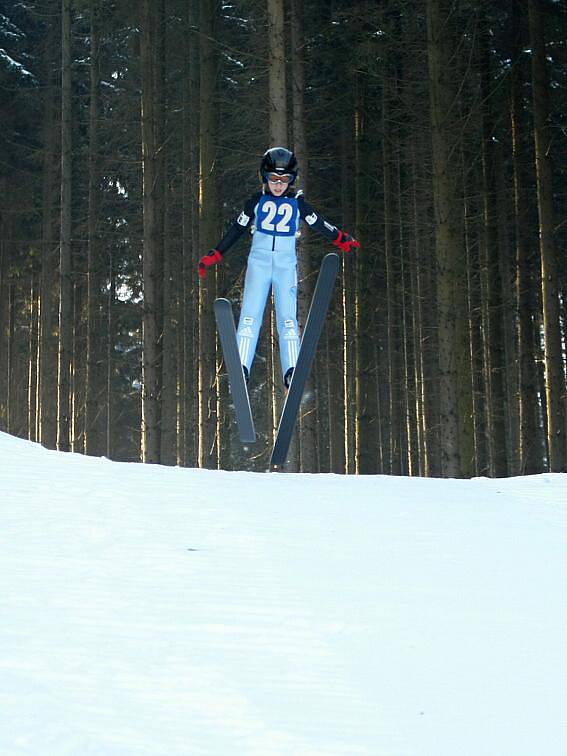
[260, 147, 298, 184]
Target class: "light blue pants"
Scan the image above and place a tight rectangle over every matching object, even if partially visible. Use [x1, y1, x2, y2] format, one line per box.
[237, 247, 300, 380]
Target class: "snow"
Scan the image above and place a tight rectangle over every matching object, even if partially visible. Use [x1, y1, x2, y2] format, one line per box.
[1, 430, 566, 756]
[0, 48, 34, 79]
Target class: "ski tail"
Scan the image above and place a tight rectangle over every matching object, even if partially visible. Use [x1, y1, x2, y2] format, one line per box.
[214, 298, 256, 444]
[270, 253, 340, 467]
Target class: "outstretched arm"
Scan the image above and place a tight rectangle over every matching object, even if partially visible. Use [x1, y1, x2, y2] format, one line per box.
[198, 193, 261, 278]
[298, 195, 360, 253]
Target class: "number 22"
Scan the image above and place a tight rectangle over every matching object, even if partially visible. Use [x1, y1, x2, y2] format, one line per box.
[262, 201, 293, 233]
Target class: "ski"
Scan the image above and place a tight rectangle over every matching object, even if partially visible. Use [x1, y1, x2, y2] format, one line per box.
[214, 298, 256, 444]
[271, 252, 340, 468]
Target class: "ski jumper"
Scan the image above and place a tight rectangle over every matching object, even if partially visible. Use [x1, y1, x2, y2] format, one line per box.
[214, 189, 341, 380]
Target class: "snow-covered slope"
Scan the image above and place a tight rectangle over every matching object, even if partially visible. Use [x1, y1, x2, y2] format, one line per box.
[1, 430, 566, 755]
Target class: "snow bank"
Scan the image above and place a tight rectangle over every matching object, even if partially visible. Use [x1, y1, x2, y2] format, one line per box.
[1, 431, 566, 755]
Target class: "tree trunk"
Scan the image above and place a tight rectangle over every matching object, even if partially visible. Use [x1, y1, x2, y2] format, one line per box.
[57, 0, 73, 453]
[479, 19, 508, 477]
[528, 0, 566, 472]
[291, 0, 317, 472]
[39, 8, 59, 451]
[426, 0, 461, 477]
[85, 0, 107, 457]
[382, 74, 403, 475]
[6, 281, 15, 434]
[462, 163, 488, 476]
[140, 0, 163, 463]
[267, 0, 287, 146]
[495, 144, 520, 474]
[161, 201, 178, 465]
[71, 273, 86, 452]
[106, 251, 115, 458]
[355, 68, 378, 474]
[409, 144, 426, 475]
[454, 146, 474, 479]
[156, 0, 177, 467]
[396, 140, 411, 476]
[0, 234, 8, 431]
[403, 160, 420, 477]
[28, 265, 40, 442]
[198, 0, 220, 468]
[181, 0, 200, 468]
[340, 115, 356, 474]
[511, 0, 541, 474]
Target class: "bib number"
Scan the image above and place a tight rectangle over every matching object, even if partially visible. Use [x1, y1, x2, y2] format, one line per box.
[259, 201, 295, 235]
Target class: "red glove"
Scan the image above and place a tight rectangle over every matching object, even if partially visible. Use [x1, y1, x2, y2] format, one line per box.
[333, 230, 360, 254]
[198, 249, 223, 278]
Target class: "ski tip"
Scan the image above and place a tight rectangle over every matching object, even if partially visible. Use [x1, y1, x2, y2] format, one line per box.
[324, 251, 340, 266]
[214, 297, 231, 309]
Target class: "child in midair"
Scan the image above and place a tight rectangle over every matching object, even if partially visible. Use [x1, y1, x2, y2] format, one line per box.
[198, 147, 359, 387]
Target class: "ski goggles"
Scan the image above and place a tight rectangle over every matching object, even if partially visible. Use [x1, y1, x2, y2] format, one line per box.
[266, 172, 293, 184]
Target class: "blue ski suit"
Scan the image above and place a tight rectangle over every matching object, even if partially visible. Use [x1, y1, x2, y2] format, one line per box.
[214, 189, 341, 381]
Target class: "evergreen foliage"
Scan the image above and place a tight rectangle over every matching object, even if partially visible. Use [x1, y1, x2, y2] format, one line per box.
[0, 0, 565, 475]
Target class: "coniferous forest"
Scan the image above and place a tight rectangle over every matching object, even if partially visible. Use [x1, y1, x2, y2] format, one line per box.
[0, 0, 565, 476]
